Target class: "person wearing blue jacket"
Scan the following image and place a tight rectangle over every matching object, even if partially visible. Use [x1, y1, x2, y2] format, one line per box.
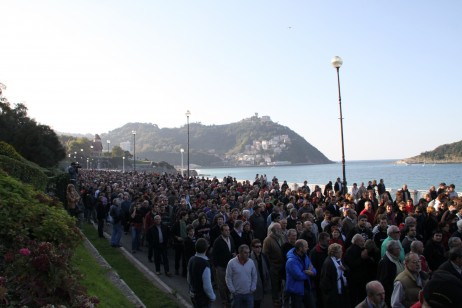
[285, 239, 317, 308]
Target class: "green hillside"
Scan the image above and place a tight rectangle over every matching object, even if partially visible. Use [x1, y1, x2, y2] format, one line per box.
[403, 140, 462, 164]
[94, 116, 332, 167]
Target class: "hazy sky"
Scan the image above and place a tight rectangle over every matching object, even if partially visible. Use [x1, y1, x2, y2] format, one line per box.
[2, 1, 461, 161]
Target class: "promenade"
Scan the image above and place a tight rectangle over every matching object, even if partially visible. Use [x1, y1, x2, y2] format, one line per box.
[95, 222, 272, 308]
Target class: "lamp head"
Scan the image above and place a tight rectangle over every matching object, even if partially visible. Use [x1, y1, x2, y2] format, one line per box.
[331, 56, 343, 69]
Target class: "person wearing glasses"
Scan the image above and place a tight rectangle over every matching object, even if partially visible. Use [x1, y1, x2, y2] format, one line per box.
[250, 239, 271, 308]
[390, 252, 428, 308]
[380, 225, 405, 262]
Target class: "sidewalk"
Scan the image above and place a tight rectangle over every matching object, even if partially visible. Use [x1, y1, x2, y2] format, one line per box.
[99, 223, 272, 307]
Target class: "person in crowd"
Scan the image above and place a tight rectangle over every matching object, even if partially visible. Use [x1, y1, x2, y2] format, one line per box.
[172, 211, 189, 276]
[355, 280, 387, 308]
[263, 222, 285, 308]
[424, 229, 446, 271]
[381, 225, 405, 262]
[183, 224, 197, 273]
[109, 198, 122, 247]
[377, 240, 404, 307]
[451, 219, 462, 240]
[299, 220, 316, 253]
[329, 227, 346, 253]
[149, 215, 172, 276]
[95, 195, 106, 238]
[285, 239, 316, 308]
[344, 234, 371, 306]
[231, 220, 247, 248]
[342, 209, 357, 237]
[212, 224, 236, 308]
[66, 183, 81, 217]
[372, 213, 388, 247]
[320, 243, 350, 308]
[401, 225, 418, 254]
[410, 241, 430, 274]
[225, 244, 257, 308]
[346, 214, 373, 249]
[129, 201, 144, 253]
[249, 204, 267, 242]
[437, 246, 462, 280]
[391, 252, 428, 308]
[187, 238, 216, 308]
[250, 239, 271, 308]
[360, 201, 375, 225]
[310, 232, 331, 308]
[414, 270, 462, 308]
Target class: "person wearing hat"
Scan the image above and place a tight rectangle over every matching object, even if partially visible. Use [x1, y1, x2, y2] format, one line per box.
[410, 270, 462, 308]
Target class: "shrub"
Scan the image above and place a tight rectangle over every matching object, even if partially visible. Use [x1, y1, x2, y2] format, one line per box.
[0, 170, 96, 306]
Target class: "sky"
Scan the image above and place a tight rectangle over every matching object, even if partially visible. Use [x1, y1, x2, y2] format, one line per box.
[1, 1, 461, 161]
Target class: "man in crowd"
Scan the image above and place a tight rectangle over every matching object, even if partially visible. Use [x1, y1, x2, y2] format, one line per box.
[263, 222, 284, 307]
[187, 238, 216, 308]
[391, 252, 428, 307]
[355, 280, 386, 308]
[212, 224, 236, 308]
[225, 244, 257, 308]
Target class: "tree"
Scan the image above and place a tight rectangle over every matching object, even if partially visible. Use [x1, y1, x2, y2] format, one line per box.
[0, 100, 65, 167]
[111, 145, 124, 157]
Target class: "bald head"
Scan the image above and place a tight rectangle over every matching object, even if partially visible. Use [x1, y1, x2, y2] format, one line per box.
[366, 280, 385, 306]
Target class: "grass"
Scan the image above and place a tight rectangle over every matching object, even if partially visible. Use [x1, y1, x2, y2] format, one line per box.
[79, 224, 180, 308]
[73, 244, 134, 307]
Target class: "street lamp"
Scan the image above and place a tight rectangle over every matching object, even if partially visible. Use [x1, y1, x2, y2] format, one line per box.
[86, 158, 89, 169]
[180, 148, 184, 177]
[107, 140, 110, 155]
[122, 156, 125, 173]
[185, 110, 191, 178]
[132, 130, 136, 171]
[331, 56, 347, 194]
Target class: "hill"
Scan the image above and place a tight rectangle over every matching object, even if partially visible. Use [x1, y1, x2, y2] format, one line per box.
[86, 115, 332, 167]
[401, 140, 462, 164]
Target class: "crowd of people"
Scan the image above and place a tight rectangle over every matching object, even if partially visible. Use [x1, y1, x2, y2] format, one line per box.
[67, 167, 462, 308]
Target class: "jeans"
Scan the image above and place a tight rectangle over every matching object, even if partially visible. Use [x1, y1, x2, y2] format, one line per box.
[131, 226, 141, 251]
[111, 222, 122, 246]
[232, 293, 253, 308]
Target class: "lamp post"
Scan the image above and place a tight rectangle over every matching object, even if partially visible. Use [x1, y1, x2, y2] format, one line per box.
[331, 56, 347, 194]
[86, 158, 89, 169]
[185, 110, 191, 178]
[122, 156, 125, 173]
[107, 140, 110, 155]
[180, 148, 184, 177]
[132, 130, 136, 171]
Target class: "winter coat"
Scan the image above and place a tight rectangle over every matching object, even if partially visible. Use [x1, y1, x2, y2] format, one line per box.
[285, 247, 316, 296]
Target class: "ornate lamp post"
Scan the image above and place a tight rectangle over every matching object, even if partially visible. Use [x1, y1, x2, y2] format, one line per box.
[180, 148, 184, 177]
[122, 156, 125, 173]
[132, 131, 136, 171]
[331, 56, 347, 194]
[185, 110, 191, 178]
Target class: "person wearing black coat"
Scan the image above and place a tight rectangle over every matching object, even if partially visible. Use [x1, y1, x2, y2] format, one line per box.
[438, 247, 462, 280]
[377, 240, 403, 307]
[424, 230, 446, 271]
[343, 234, 370, 307]
[320, 243, 350, 308]
[147, 214, 172, 276]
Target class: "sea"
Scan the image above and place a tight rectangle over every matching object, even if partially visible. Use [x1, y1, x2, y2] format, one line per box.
[197, 160, 462, 194]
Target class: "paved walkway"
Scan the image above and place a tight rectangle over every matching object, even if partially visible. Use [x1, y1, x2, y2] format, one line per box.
[97, 223, 272, 307]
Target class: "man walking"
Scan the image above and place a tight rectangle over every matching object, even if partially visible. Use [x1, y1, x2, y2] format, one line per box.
[188, 238, 216, 308]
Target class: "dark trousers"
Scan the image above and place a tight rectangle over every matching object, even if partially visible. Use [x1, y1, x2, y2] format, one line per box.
[191, 295, 211, 308]
[98, 218, 105, 238]
[154, 242, 170, 273]
[174, 242, 186, 274]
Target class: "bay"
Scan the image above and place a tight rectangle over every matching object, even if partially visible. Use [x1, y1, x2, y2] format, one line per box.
[197, 160, 462, 193]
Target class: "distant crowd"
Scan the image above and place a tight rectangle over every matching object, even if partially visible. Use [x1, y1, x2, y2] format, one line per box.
[66, 166, 462, 308]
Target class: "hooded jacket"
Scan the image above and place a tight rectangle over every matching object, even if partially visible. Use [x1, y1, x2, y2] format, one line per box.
[285, 247, 317, 295]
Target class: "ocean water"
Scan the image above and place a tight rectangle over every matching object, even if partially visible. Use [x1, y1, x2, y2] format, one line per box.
[197, 160, 462, 193]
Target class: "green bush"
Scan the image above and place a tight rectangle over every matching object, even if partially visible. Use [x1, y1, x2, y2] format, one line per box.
[0, 170, 94, 306]
[0, 141, 48, 191]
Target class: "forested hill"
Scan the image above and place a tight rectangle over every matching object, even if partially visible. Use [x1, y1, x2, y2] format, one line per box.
[99, 116, 332, 167]
[403, 140, 462, 164]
